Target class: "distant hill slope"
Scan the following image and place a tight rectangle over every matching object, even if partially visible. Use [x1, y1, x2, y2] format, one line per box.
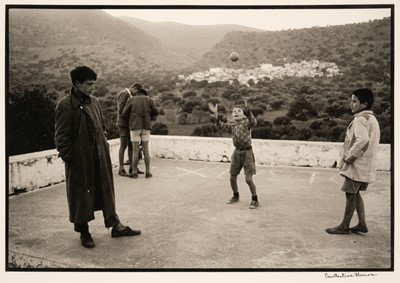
[8, 9, 192, 90]
[8, 9, 391, 95]
[195, 18, 391, 74]
[119, 16, 262, 62]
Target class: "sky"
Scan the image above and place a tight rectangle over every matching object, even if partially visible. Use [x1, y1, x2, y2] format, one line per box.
[103, 7, 391, 31]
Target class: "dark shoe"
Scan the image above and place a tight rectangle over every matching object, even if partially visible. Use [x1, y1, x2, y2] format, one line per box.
[80, 233, 95, 248]
[145, 172, 152, 178]
[350, 224, 368, 233]
[138, 169, 145, 174]
[227, 196, 239, 204]
[129, 172, 138, 179]
[118, 168, 128, 177]
[111, 226, 141, 238]
[249, 200, 259, 209]
[326, 226, 350, 234]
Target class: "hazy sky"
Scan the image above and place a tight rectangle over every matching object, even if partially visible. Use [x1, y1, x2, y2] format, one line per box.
[104, 8, 390, 31]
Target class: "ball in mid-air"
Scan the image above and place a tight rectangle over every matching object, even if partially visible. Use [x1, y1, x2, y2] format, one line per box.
[229, 51, 239, 62]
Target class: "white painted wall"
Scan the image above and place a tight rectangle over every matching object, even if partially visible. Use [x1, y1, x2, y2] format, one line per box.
[8, 136, 391, 194]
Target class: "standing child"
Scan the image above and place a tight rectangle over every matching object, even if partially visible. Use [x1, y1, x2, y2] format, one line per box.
[208, 103, 259, 209]
[326, 88, 380, 234]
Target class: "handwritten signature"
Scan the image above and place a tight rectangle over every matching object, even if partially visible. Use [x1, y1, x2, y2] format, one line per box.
[325, 272, 377, 279]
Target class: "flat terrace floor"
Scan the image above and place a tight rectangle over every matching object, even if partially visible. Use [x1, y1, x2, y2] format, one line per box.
[7, 158, 392, 270]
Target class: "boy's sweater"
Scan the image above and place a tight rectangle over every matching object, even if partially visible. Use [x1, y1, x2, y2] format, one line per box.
[216, 112, 257, 149]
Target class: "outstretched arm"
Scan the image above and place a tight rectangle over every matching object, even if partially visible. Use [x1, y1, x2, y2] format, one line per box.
[243, 106, 257, 128]
[208, 103, 219, 119]
[208, 103, 232, 133]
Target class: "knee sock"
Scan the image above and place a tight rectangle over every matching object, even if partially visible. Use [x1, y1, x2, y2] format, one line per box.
[234, 192, 239, 198]
[252, 195, 258, 202]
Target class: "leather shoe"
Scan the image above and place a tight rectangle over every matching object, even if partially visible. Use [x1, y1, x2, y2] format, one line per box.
[80, 233, 95, 248]
[350, 224, 368, 233]
[111, 226, 141, 238]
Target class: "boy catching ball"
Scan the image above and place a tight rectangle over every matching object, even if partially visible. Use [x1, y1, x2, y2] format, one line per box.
[209, 103, 259, 209]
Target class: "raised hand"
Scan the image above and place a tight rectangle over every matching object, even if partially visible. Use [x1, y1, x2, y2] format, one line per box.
[208, 103, 219, 118]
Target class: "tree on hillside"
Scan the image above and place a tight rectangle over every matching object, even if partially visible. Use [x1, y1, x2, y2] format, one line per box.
[7, 84, 57, 155]
[191, 124, 220, 137]
[151, 122, 169, 135]
[325, 102, 349, 118]
[270, 99, 283, 110]
[287, 96, 318, 121]
[273, 116, 292, 126]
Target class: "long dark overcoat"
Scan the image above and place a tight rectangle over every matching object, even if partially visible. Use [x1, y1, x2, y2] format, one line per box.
[55, 88, 117, 226]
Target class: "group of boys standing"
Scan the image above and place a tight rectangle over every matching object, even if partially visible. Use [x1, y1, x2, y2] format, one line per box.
[55, 65, 381, 249]
[116, 82, 159, 179]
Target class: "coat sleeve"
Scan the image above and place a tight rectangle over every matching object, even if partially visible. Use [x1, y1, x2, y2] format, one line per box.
[149, 98, 159, 121]
[121, 98, 131, 120]
[54, 99, 73, 164]
[345, 116, 370, 163]
[117, 91, 129, 115]
[93, 97, 108, 135]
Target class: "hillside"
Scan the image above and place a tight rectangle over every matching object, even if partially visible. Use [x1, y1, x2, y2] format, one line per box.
[7, 12, 393, 155]
[119, 16, 262, 63]
[8, 9, 190, 93]
[195, 18, 391, 74]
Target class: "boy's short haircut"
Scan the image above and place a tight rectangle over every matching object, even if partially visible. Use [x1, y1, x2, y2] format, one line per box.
[138, 88, 148, 95]
[70, 66, 97, 86]
[353, 88, 374, 110]
[131, 82, 143, 91]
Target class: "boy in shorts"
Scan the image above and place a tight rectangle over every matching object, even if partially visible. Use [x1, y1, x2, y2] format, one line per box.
[122, 85, 159, 179]
[208, 102, 259, 209]
[116, 82, 144, 176]
[116, 84, 135, 176]
[326, 88, 380, 234]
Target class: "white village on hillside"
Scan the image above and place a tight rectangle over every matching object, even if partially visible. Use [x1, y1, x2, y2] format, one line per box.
[179, 60, 342, 86]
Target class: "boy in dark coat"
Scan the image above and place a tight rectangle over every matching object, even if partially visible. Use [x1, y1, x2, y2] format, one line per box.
[55, 66, 141, 248]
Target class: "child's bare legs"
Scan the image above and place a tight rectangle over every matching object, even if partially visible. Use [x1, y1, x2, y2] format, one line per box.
[351, 192, 368, 233]
[245, 174, 257, 196]
[246, 174, 259, 208]
[326, 192, 356, 234]
[227, 174, 239, 203]
[118, 136, 132, 176]
[131, 141, 140, 178]
[141, 140, 152, 178]
[230, 174, 239, 193]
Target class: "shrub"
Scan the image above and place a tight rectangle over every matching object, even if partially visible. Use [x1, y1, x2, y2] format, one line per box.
[287, 97, 318, 121]
[183, 91, 197, 98]
[151, 122, 169, 135]
[7, 85, 57, 155]
[273, 116, 292, 126]
[191, 124, 220, 137]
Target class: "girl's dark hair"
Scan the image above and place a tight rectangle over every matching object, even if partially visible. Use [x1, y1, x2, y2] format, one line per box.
[70, 66, 97, 86]
[352, 88, 374, 110]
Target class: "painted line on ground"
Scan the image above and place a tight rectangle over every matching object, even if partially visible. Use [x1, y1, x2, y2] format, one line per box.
[216, 170, 228, 178]
[309, 172, 317, 184]
[176, 167, 207, 178]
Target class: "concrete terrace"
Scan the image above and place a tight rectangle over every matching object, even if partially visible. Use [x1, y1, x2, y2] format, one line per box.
[6, 136, 393, 270]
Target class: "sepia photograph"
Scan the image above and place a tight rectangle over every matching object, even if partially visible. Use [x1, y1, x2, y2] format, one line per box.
[1, 0, 397, 281]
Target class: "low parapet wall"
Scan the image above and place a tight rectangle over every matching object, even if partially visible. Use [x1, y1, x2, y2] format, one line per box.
[8, 136, 391, 194]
